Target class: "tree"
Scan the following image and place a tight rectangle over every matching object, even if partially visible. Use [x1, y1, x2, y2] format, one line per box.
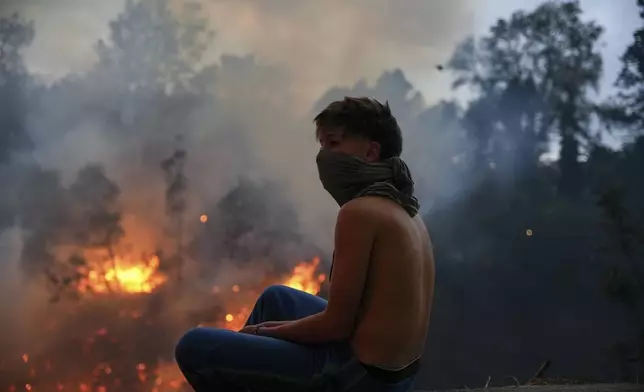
[94, 0, 213, 93]
[67, 164, 124, 251]
[192, 179, 304, 269]
[598, 187, 644, 380]
[0, 12, 33, 79]
[160, 135, 188, 280]
[449, 1, 604, 197]
[0, 12, 34, 164]
[609, 0, 644, 132]
[17, 167, 68, 277]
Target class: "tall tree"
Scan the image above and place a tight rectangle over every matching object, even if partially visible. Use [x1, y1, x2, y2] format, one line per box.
[613, 0, 644, 131]
[0, 12, 34, 164]
[449, 1, 603, 196]
[598, 187, 644, 380]
[161, 135, 188, 280]
[94, 0, 212, 93]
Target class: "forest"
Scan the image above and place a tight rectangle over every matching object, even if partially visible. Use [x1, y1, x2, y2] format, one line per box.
[0, 0, 643, 390]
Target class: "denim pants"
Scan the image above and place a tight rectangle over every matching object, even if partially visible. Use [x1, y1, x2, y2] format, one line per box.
[174, 285, 415, 391]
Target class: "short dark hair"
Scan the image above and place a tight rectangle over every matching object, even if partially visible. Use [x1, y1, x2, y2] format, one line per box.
[313, 97, 403, 159]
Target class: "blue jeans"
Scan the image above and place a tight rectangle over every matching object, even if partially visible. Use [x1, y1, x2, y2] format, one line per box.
[175, 285, 415, 391]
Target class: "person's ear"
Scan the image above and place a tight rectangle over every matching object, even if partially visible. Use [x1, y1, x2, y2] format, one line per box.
[365, 141, 381, 163]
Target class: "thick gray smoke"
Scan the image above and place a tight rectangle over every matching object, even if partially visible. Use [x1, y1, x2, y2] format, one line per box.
[4, 1, 643, 390]
[8, 0, 473, 105]
[0, 1, 476, 389]
[0, 0, 474, 250]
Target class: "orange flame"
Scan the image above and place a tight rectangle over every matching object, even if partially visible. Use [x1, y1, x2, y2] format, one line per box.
[221, 257, 326, 331]
[283, 256, 325, 295]
[5, 256, 325, 390]
[78, 255, 167, 294]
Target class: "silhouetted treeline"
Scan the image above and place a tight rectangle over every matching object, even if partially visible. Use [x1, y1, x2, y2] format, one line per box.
[314, 1, 644, 387]
[0, 0, 643, 390]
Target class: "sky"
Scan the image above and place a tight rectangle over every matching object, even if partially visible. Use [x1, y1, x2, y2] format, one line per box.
[1, 0, 640, 111]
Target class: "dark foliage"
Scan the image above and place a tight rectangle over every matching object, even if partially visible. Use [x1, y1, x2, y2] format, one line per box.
[1, 0, 644, 390]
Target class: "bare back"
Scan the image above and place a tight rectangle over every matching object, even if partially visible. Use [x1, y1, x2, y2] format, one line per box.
[350, 197, 435, 369]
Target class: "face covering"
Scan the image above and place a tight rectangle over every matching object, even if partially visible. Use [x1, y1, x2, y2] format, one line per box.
[316, 149, 420, 217]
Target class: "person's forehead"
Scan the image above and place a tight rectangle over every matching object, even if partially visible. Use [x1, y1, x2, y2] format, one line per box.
[316, 126, 344, 139]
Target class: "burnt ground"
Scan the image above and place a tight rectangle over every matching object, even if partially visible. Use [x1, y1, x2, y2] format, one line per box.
[418, 385, 642, 392]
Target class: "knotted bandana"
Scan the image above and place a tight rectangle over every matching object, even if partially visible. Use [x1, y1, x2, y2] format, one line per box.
[316, 149, 420, 217]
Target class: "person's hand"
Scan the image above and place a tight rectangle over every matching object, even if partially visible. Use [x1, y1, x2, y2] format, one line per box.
[239, 325, 260, 334]
[239, 321, 289, 334]
[258, 321, 289, 328]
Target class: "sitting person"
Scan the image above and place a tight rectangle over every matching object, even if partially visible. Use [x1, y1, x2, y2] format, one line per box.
[174, 97, 436, 391]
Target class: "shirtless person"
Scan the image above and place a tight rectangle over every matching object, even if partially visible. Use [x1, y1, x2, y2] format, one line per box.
[175, 97, 435, 391]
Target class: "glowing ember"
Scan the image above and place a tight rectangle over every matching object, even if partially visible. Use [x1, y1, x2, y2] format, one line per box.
[78, 255, 167, 294]
[200, 214, 208, 223]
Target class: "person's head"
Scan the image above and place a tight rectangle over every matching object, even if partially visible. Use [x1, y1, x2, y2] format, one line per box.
[313, 97, 402, 163]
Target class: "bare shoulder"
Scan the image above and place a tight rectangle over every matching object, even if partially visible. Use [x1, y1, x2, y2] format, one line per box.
[339, 196, 396, 222]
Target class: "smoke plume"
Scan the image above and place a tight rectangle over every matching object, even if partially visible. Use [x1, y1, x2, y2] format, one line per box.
[0, 0, 479, 390]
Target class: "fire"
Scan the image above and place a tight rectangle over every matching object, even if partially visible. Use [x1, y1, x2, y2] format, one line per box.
[200, 214, 208, 223]
[4, 255, 325, 391]
[78, 255, 167, 294]
[220, 257, 326, 331]
[283, 256, 326, 295]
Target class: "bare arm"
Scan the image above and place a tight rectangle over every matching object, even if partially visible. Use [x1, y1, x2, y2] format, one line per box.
[257, 200, 376, 343]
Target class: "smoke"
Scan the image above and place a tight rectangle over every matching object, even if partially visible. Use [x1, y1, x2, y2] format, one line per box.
[0, 227, 23, 313]
[0, 0, 479, 389]
[0, 0, 475, 249]
[4, 0, 473, 104]
[195, 0, 473, 108]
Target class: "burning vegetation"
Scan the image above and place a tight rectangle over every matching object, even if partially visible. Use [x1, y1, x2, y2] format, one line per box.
[0, 3, 334, 390]
[0, 147, 328, 391]
[1, 253, 326, 391]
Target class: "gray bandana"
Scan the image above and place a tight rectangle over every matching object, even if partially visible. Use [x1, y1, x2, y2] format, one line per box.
[316, 149, 420, 217]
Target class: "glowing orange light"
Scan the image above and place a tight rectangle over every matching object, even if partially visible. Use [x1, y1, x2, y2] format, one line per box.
[283, 257, 324, 295]
[78, 255, 166, 294]
[221, 257, 325, 331]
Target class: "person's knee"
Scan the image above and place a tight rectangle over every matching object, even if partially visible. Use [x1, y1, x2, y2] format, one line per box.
[259, 284, 291, 301]
[174, 328, 199, 365]
[175, 327, 210, 368]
